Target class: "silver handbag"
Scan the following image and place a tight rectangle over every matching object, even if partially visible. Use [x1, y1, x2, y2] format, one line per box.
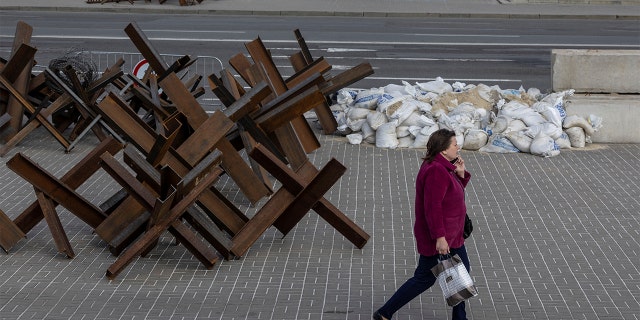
[431, 254, 478, 306]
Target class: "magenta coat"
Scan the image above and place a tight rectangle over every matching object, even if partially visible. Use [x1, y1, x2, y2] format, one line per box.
[414, 153, 471, 257]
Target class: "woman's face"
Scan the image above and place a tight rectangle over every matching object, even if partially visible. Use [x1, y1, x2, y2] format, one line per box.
[441, 137, 460, 162]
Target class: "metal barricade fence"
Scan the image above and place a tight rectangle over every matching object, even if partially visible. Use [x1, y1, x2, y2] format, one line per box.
[34, 51, 226, 112]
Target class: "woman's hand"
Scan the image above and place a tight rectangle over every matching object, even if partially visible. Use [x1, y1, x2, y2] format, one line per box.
[436, 237, 449, 255]
[454, 156, 466, 178]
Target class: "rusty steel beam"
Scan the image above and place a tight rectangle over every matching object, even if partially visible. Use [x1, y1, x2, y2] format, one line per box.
[105, 157, 223, 279]
[245, 37, 321, 154]
[35, 189, 75, 258]
[0, 73, 71, 151]
[3, 21, 33, 139]
[7, 153, 108, 229]
[11, 137, 122, 233]
[0, 209, 25, 253]
[249, 144, 370, 249]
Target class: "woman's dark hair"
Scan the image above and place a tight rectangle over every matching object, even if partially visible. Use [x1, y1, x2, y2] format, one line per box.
[423, 129, 456, 162]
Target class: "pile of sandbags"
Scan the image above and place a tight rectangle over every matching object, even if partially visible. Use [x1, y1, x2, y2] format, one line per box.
[327, 77, 602, 157]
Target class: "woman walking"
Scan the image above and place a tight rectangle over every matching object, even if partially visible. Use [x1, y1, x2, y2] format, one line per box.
[373, 129, 472, 320]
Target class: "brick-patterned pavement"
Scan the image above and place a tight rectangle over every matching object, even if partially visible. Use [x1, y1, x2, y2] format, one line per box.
[1, 127, 639, 320]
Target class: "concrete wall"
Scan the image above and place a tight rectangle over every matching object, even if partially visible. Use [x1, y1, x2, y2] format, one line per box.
[565, 94, 640, 143]
[551, 49, 640, 143]
[552, 49, 640, 94]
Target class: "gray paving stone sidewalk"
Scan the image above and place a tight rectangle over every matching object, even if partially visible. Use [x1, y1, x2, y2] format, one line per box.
[0, 126, 639, 320]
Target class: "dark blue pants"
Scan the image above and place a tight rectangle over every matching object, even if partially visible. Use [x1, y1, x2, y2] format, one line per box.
[376, 245, 470, 320]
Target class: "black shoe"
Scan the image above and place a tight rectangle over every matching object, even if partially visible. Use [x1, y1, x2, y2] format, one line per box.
[373, 311, 387, 320]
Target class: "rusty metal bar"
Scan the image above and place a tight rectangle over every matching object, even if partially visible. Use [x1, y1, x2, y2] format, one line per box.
[35, 189, 75, 258]
[4, 21, 33, 139]
[7, 153, 107, 229]
[245, 37, 321, 154]
[293, 29, 313, 65]
[0, 209, 25, 253]
[250, 144, 370, 248]
[11, 137, 122, 233]
[105, 159, 223, 279]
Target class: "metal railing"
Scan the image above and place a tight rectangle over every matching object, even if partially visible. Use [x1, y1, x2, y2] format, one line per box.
[34, 50, 225, 111]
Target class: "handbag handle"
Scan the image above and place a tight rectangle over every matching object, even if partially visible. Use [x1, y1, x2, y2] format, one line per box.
[438, 254, 452, 261]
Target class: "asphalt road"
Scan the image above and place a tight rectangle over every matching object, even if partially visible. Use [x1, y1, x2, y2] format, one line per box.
[1, 11, 639, 93]
[1, 9, 640, 320]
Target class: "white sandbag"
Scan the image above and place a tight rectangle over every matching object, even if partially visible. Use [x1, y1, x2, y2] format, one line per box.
[377, 93, 405, 113]
[551, 95, 568, 122]
[505, 131, 533, 153]
[452, 81, 467, 92]
[434, 107, 450, 121]
[518, 110, 547, 127]
[361, 121, 376, 144]
[376, 120, 399, 149]
[398, 136, 415, 148]
[399, 111, 422, 127]
[541, 89, 574, 104]
[449, 113, 475, 131]
[474, 108, 488, 123]
[346, 133, 363, 145]
[416, 77, 453, 95]
[476, 83, 497, 104]
[408, 125, 422, 138]
[462, 83, 476, 91]
[543, 122, 564, 139]
[386, 99, 417, 125]
[505, 119, 527, 133]
[463, 129, 488, 151]
[498, 100, 530, 118]
[334, 110, 351, 135]
[555, 131, 572, 149]
[477, 109, 492, 131]
[500, 87, 525, 99]
[530, 133, 561, 157]
[346, 107, 371, 120]
[541, 90, 572, 122]
[367, 111, 388, 130]
[336, 125, 351, 136]
[396, 126, 411, 138]
[411, 133, 430, 149]
[329, 103, 345, 112]
[448, 103, 477, 129]
[524, 122, 563, 140]
[401, 80, 419, 98]
[490, 115, 512, 134]
[414, 100, 433, 113]
[347, 118, 367, 132]
[336, 89, 358, 106]
[333, 109, 346, 126]
[415, 91, 439, 104]
[456, 131, 465, 149]
[479, 134, 520, 153]
[418, 114, 436, 127]
[449, 102, 477, 117]
[565, 127, 586, 148]
[589, 114, 604, 132]
[527, 87, 543, 100]
[383, 83, 409, 95]
[411, 125, 438, 148]
[436, 112, 458, 132]
[563, 115, 595, 136]
[532, 101, 562, 127]
[354, 88, 383, 109]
